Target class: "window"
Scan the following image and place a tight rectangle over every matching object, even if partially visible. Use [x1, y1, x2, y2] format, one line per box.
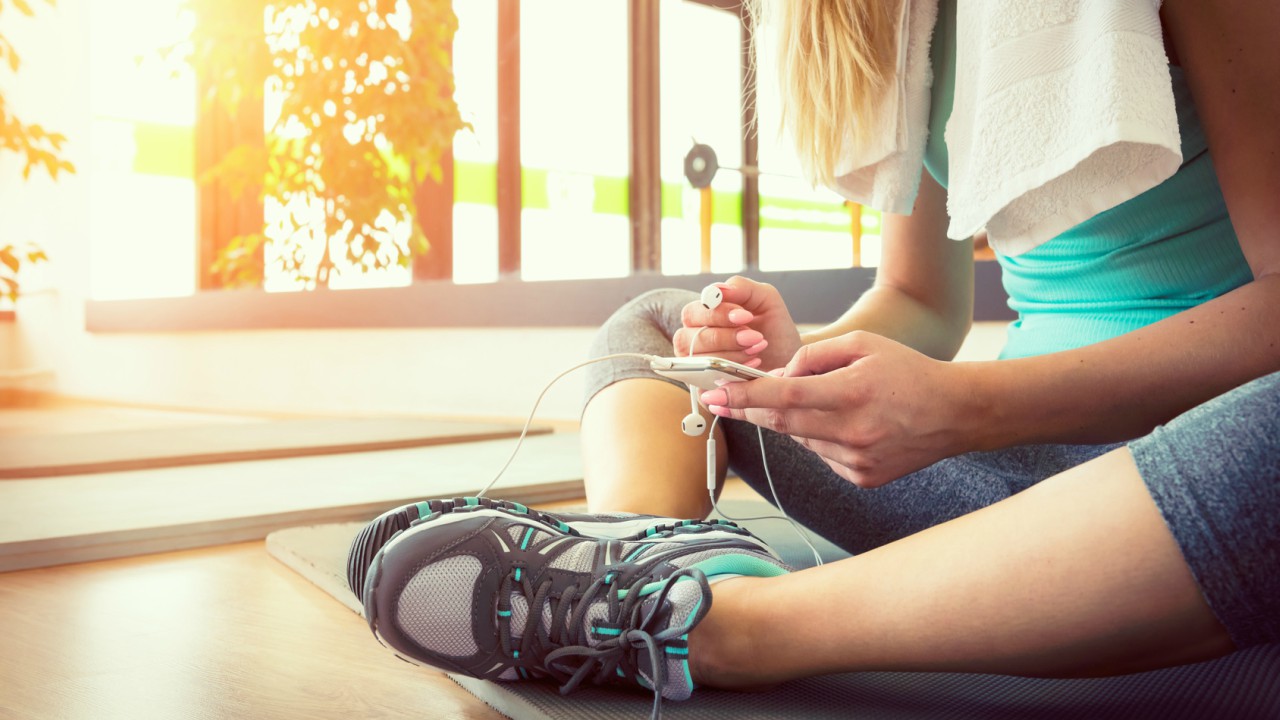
[519, 1, 631, 281]
[88, 0, 197, 301]
[84, 0, 1013, 330]
[451, 0, 500, 284]
[659, 0, 744, 275]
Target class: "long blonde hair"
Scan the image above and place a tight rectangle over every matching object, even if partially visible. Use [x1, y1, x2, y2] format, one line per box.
[755, 0, 900, 187]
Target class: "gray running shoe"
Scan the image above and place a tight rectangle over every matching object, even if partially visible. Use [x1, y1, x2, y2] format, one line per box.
[347, 496, 751, 598]
[356, 499, 790, 718]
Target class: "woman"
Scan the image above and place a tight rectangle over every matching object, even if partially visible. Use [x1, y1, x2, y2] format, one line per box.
[350, 0, 1278, 713]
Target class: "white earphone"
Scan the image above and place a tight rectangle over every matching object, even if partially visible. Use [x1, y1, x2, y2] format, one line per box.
[681, 411, 707, 437]
[700, 284, 723, 310]
[681, 325, 712, 437]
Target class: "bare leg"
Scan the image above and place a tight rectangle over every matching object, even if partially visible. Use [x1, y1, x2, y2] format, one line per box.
[580, 379, 727, 518]
[689, 447, 1235, 685]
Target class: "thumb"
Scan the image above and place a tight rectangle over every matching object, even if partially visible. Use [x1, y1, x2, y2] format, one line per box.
[717, 276, 778, 315]
[787, 332, 877, 377]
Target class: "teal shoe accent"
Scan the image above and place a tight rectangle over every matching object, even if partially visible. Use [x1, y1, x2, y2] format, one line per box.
[624, 543, 653, 562]
[690, 554, 790, 581]
[519, 527, 534, 550]
[619, 554, 788, 600]
[464, 497, 480, 507]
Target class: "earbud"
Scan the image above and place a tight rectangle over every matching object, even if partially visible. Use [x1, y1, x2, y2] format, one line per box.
[700, 285, 723, 310]
[681, 412, 707, 437]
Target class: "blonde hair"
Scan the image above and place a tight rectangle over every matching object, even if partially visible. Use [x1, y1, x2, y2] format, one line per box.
[754, 0, 900, 187]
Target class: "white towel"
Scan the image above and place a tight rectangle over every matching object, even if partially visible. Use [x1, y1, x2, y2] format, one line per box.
[829, 0, 1181, 256]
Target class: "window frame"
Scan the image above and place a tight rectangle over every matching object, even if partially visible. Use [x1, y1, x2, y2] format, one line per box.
[85, 0, 1014, 332]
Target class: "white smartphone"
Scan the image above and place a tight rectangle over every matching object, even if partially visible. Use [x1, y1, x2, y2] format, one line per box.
[650, 356, 770, 391]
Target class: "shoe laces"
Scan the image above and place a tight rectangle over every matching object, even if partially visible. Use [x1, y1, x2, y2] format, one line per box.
[497, 564, 712, 720]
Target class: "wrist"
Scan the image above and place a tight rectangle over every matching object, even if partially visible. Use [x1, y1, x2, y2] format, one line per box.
[947, 361, 1005, 453]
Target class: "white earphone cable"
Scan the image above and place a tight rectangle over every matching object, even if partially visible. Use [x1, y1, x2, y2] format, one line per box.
[690, 328, 824, 567]
[473, 318, 825, 568]
[473, 352, 659, 500]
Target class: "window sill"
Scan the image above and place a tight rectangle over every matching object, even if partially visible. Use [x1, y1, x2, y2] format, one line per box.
[84, 264, 1013, 333]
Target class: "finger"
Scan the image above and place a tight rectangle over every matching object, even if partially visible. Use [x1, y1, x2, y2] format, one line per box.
[700, 375, 838, 413]
[703, 400, 838, 441]
[818, 455, 873, 487]
[672, 326, 766, 357]
[718, 276, 780, 316]
[786, 331, 879, 377]
[681, 299, 755, 329]
[806, 442, 889, 489]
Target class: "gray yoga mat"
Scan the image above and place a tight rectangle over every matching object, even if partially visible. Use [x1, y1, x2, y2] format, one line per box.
[0, 417, 545, 478]
[268, 500, 1280, 720]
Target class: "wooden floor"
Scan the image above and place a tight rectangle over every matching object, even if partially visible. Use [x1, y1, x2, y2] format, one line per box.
[0, 541, 503, 720]
[0, 484, 765, 720]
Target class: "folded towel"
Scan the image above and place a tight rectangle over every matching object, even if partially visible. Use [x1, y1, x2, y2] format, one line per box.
[830, 0, 1181, 256]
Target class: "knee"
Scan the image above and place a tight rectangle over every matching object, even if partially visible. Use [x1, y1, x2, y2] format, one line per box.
[617, 288, 698, 327]
[597, 288, 697, 342]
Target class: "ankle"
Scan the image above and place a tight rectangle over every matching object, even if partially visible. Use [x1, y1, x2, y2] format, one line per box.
[687, 576, 770, 691]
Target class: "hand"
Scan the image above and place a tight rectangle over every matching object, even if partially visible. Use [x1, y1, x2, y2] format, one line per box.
[697, 331, 974, 488]
[672, 276, 802, 371]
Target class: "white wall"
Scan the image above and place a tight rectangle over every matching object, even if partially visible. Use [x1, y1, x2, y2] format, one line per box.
[1, 2, 1008, 421]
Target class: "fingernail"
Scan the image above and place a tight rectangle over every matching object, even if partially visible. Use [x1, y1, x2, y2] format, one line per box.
[736, 328, 764, 347]
[700, 389, 728, 406]
[727, 309, 754, 325]
[744, 339, 769, 356]
[745, 357, 763, 368]
[768, 367, 785, 376]
[708, 405, 729, 417]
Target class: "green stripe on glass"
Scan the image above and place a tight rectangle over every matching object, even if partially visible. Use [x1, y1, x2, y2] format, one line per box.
[131, 121, 194, 179]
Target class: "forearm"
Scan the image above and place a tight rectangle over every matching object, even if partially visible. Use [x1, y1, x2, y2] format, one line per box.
[802, 284, 971, 361]
[964, 274, 1280, 449]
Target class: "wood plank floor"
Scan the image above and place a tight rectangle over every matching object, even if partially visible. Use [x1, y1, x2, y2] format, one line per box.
[0, 542, 502, 720]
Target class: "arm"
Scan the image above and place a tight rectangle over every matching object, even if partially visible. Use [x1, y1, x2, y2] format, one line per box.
[963, 0, 1280, 449]
[701, 1, 1279, 488]
[675, 169, 972, 368]
[804, 170, 975, 361]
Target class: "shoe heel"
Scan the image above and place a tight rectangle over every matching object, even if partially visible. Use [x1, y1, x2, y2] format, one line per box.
[347, 504, 420, 599]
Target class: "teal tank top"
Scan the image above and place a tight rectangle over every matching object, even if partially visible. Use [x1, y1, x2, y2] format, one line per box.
[924, 0, 1253, 360]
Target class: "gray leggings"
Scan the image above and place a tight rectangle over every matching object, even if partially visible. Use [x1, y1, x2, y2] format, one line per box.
[584, 288, 1280, 649]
